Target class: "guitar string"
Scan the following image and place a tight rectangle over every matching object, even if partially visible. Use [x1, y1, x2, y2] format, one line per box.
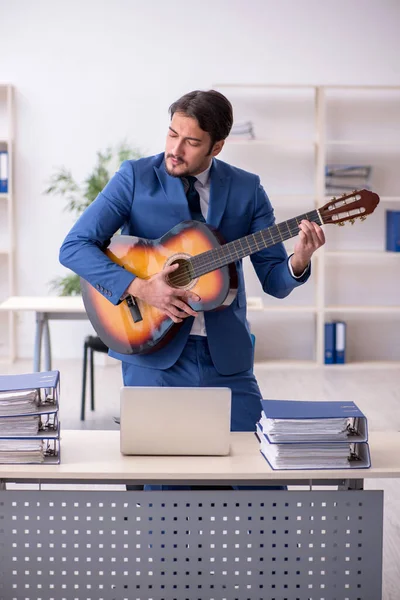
[168, 227, 308, 286]
[169, 198, 368, 285]
[168, 211, 321, 286]
[168, 212, 320, 286]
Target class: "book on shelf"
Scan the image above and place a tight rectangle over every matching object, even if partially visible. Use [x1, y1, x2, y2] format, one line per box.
[326, 180, 372, 193]
[385, 210, 400, 252]
[325, 163, 372, 194]
[324, 322, 336, 364]
[256, 398, 370, 470]
[229, 120, 255, 140]
[324, 321, 347, 364]
[0, 150, 8, 193]
[325, 164, 372, 178]
[0, 370, 61, 464]
[335, 321, 346, 364]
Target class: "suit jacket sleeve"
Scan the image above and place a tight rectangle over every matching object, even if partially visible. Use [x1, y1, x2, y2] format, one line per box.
[249, 178, 310, 298]
[59, 160, 136, 305]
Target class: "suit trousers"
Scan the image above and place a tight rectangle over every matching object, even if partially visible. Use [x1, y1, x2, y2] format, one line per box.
[123, 335, 285, 491]
[122, 335, 262, 432]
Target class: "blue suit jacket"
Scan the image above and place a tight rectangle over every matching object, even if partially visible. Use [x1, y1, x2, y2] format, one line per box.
[59, 153, 310, 374]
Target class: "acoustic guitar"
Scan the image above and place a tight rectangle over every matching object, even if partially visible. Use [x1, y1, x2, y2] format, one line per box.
[80, 190, 380, 355]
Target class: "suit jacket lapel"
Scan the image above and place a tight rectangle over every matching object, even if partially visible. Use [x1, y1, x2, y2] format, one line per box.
[154, 160, 191, 221]
[207, 159, 231, 229]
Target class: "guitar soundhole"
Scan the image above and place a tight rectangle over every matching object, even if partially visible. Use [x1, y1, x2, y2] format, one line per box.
[166, 258, 195, 289]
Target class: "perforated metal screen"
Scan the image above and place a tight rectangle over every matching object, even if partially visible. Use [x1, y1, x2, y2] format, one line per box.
[0, 489, 383, 600]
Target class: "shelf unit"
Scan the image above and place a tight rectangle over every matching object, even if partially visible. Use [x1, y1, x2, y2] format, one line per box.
[213, 84, 400, 367]
[0, 84, 15, 362]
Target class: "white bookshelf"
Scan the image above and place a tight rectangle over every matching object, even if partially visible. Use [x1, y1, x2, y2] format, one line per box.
[214, 84, 400, 367]
[0, 84, 15, 362]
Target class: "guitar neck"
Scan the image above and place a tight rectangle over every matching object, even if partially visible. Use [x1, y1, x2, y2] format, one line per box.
[191, 209, 322, 278]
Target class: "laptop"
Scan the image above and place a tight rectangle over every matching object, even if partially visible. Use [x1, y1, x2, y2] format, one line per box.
[120, 386, 231, 456]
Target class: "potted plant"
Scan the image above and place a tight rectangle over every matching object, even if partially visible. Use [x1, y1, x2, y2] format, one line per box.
[45, 142, 143, 295]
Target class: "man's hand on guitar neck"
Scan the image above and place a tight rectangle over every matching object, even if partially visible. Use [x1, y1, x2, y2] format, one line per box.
[291, 219, 325, 276]
[125, 263, 200, 324]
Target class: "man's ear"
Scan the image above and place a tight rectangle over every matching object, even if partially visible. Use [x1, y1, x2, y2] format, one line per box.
[211, 140, 225, 157]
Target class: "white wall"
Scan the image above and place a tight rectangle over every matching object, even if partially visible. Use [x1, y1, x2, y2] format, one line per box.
[0, 0, 399, 359]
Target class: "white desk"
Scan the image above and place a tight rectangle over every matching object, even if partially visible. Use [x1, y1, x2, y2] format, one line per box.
[0, 295, 87, 371]
[0, 430, 398, 485]
[0, 295, 264, 371]
[0, 431, 391, 599]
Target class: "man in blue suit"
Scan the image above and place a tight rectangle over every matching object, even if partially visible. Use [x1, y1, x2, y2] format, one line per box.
[60, 89, 325, 433]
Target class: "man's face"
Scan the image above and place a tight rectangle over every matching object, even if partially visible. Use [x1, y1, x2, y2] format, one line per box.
[165, 112, 224, 178]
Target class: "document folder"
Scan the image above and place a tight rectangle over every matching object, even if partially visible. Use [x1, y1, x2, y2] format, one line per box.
[259, 399, 368, 443]
[256, 423, 371, 470]
[0, 370, 60, 393]
[0, 370, 59, 416]
[0, 425, 61, 464]
[0, 412, 59, 438]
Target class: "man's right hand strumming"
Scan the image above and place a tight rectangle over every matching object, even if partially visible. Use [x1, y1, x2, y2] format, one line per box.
[126, 263, 200, 324]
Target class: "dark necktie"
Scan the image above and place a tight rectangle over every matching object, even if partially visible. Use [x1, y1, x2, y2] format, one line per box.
[185, 175, 205, 222]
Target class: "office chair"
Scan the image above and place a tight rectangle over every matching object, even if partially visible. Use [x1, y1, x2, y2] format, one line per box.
[81, 335, 108, 421]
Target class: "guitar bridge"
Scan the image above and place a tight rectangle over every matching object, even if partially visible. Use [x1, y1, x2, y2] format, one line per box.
[126, 295, 143, 323]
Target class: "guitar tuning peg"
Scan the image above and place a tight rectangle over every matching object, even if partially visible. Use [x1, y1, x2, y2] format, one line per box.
[360, 216, 367, 222]
[349, 218, 355, 225]
[338, 222, 345, 227]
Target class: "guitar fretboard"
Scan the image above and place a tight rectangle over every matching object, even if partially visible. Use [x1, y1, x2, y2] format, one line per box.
[191, 210, 322, 277]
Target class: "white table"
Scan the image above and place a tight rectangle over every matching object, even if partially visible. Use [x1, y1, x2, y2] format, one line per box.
[0, 429, 398, 484]
[0, 431, 392, 599]
[0, 296, 87, 371]
[0, 295, 265, 371]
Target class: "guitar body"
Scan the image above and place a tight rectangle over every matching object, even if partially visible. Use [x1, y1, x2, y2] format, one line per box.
[80, 221, 238, 355]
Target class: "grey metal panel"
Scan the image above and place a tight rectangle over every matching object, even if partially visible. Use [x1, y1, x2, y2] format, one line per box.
[0, 490, 383, 600]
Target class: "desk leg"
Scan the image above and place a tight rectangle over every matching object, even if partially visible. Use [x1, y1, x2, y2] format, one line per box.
[338, 478, 364, 490]
[33, 312, 44, 372]
[0, 480, 5, 490]
[43, 315, 52, 371]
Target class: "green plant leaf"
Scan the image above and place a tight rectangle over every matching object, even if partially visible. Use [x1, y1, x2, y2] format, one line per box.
[49, 273, 81, 296]
[46, 141, 144, 295]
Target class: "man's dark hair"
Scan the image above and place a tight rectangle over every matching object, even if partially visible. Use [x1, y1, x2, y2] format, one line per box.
[169, 90, 233, 149]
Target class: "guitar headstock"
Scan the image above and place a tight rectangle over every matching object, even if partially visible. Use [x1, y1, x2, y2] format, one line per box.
[319, 190, 380, 226]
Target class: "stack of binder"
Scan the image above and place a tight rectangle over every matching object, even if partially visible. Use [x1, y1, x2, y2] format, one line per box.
[325, 164, 372, 194]
[256, 399, 370, 470]
[0, 371, 61, 464]
[230, 120, 255, 140]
